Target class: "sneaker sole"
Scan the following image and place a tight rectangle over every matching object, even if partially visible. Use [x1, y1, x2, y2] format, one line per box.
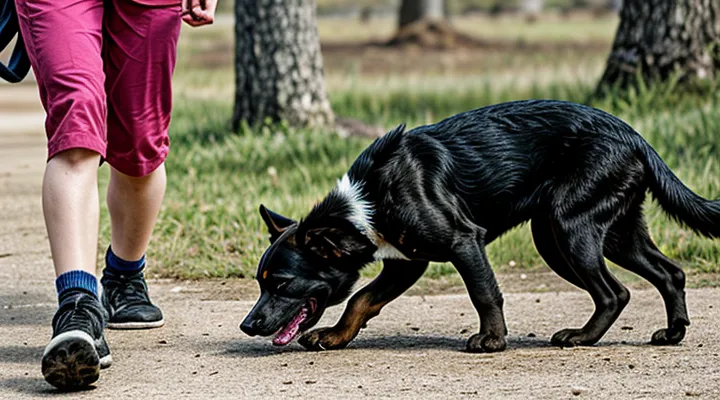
[42, 331, 101, 390]
[99, 353, 113, 369]
[107, 318, 165, 330]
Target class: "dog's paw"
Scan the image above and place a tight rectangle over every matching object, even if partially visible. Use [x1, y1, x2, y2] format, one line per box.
[465, 333, 506, 353]
[551, 328, 598, 347]
[298, 327, 351, 351]
[650, 326, 686, 346]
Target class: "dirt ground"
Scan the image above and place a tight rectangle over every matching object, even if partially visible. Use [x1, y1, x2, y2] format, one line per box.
[1, 83, 720, 399]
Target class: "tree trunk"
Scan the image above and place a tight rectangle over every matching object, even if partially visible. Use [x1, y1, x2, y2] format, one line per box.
[398, 0, 446, 28]
[232, 0, 333, 130]
[596, 0, 720, 94]
[390, 0, 461, 48]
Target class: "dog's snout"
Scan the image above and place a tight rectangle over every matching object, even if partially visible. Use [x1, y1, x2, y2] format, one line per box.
[240, 315, 264, 336]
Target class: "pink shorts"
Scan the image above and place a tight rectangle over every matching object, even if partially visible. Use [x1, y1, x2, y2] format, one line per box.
[15, 0, 182, 177]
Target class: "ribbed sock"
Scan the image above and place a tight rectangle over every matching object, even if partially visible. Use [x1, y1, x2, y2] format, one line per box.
[105, 246, 145, 274]
[55, 270, 98, 300]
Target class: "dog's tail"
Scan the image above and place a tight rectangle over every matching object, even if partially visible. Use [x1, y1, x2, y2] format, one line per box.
[642, 143, 720, 238]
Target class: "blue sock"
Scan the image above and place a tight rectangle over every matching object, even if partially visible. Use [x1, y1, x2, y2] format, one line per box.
[56, 270, 98, 300]
[105, 246, 145, 274]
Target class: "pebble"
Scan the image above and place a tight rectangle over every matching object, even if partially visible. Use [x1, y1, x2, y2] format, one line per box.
[570, 385, 588, 396]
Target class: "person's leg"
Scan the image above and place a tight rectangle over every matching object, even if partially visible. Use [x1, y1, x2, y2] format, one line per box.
[100, 0, 182, 329]
[43, 150, 101, 278]
[101, 164, 167, 329]
[107, 164, 167, 262]
[15, 0, 111, 389]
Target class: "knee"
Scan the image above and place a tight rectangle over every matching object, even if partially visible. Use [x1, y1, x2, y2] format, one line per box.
[110, 163, 166, 189]
[50, 148, 101, 173]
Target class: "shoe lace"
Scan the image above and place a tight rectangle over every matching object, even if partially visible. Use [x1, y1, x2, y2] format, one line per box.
[54, 293, 105, 336]
[105, 272, 151, 307]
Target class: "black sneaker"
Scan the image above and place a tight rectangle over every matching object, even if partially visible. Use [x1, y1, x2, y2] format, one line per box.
[42, 289, 112, 390]
[101, 268, 164, 329]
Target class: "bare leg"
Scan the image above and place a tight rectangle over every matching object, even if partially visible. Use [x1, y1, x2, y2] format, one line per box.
[106, 164, 166, 261]
[43, 149, 101, 276]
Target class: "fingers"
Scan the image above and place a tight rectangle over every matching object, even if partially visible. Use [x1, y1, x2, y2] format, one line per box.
[181, 0, 201, 14]
[182, 0, 216, 27]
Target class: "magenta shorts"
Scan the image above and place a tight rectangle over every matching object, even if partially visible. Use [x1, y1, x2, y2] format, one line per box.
[15, 0, 182, 177]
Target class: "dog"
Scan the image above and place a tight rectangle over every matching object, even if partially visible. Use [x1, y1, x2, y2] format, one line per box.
[240, 99, 719, 353]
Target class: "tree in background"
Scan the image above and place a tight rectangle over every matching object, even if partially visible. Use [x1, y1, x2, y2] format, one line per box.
[232, 0, 334, 130]
[596, 0, 719, 94]
[398, 0, 448, 27]
[388, 0, 458, 48]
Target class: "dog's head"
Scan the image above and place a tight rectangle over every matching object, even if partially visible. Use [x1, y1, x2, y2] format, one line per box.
[240, 204, 376, 345]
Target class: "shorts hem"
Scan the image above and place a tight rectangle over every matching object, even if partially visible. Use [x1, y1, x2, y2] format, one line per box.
[105, 147, 169, 177]
[47, 136, 107, 162]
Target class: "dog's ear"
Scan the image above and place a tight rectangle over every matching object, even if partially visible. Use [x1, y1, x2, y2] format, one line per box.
[259, 205, 296, 242]
[302, 219, 375, 260]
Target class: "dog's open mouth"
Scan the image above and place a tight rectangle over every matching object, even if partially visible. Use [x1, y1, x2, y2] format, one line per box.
[272, 298, 317, 346]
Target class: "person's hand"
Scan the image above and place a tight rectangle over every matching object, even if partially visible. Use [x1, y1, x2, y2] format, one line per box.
[182, 0, 217, 27]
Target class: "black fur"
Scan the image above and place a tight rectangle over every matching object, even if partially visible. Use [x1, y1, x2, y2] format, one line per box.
[241, 99, 719, 352]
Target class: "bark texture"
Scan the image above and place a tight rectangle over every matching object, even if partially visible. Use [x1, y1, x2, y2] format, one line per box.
[597, 0, 720, 92]
[233, 0, 333, 130]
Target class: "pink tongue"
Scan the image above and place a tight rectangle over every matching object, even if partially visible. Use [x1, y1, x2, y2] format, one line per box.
[272, 306, 308, 346]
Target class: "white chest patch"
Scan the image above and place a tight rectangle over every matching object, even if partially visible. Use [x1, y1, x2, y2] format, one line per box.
[334, 174, 409, 261]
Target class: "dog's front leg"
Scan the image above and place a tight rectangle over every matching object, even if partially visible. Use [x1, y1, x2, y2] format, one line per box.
[299, 259, 428, 351]
[452, 229, 508, 353]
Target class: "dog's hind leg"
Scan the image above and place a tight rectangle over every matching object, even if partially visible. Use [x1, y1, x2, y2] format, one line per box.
[451, 228, 508, 353]
[548, 215, 631, 347]
[604, 204, 690, 345]
[531, 215, 586, 290]
[299, 259, 428, 351]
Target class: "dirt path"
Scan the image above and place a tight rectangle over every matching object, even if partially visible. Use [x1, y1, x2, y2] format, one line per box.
[1, 83, 719, 399]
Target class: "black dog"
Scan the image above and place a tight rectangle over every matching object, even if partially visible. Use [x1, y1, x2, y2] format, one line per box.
[240, 99, 719, 352]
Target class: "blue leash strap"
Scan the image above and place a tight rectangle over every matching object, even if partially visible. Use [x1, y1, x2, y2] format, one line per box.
[0, 0, 31, 83]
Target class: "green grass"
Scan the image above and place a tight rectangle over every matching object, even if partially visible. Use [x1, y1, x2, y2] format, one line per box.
[129, 72, 720, 281]
[316, 14, 617, 44]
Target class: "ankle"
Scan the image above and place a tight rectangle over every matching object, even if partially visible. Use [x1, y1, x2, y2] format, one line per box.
[104, 246, 145, 275]
[56, 270, 98, 301]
